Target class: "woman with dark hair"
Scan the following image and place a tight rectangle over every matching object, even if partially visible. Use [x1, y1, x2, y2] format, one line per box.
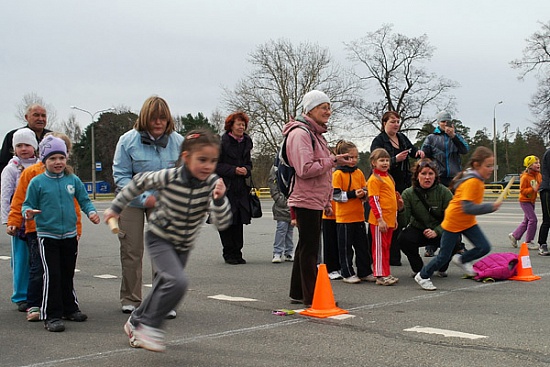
[397, 159, 457, 276]
[216, 111, 253, 264]
[113, 96, 183, 315]
[370, 111, 424, 266]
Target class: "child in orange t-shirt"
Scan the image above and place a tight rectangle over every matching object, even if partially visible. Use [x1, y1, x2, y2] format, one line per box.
[415, 147, 501, 291]
[333, 140, 373, 284]
[367, 148, 403, 286]
[508, 155, 543, 253]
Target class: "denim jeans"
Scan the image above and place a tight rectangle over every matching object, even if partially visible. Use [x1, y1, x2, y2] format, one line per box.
[273, 220, 294, 256]
[420, 224, 491, 279]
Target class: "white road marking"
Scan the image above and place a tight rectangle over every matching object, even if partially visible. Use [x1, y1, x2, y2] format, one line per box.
[93, 274, 117, 279]
[0, 256, 11, 260]
[404, 326, 487, 339]
[208, 294, 258, 302]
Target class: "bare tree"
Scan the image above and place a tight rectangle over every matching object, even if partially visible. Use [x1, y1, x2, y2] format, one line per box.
[223, 38, 358, 156]
[345, 24, 458, 135]
[49, 113, 82, 143]
[15, 92, 58, 125]
[511, 21, 550, 140]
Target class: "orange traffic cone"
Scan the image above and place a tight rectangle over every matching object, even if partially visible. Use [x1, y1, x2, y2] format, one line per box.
[300, 264, 349, 318]
[509, 242, 541, 282]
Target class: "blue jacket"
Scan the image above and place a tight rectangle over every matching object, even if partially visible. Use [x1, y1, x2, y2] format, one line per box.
[112, 129, 183, 208]
[22, 171, 96, 239]
[421, 126, 469, 180]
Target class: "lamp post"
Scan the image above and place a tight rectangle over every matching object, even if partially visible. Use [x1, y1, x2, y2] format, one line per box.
[70, 106, 114, 200]
[493, 101, 503, 182]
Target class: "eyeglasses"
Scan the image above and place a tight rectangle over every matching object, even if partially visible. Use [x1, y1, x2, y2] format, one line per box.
[417, 161, 438, 170]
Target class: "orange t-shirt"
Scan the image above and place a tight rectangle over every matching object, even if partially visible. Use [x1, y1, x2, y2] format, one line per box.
[333, 168, 367, 223]
[441, 176, 484, 233]
[367, 173, 397, 228]
[519, 170, 541, 203]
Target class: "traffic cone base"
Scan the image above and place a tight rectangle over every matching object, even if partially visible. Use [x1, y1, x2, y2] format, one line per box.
[299, 264, 349, 318]
[509, 242, 541, 282]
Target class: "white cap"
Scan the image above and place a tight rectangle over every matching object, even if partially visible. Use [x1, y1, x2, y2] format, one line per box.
[12, 128, 38, 150]
[302, 90, 331, 114]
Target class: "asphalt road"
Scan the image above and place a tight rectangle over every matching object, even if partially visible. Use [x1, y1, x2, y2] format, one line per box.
[1, 200, 549, 367]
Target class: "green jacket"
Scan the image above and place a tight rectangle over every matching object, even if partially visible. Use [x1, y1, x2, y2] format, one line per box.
[398, 183, 452, 236]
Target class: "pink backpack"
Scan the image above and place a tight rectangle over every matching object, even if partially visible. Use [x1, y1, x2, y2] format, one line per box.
[473, 252, 518, 281]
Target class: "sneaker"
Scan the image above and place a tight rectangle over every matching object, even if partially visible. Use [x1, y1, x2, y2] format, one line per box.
[414, 273, 437, 291]
[16, 301, 28, 312]
[284, 254, 294, 262]
[289, 298, 303, 305]
[539, 244, 550, 256]
[342, 275, 361, 284]
[44, 318, 65, 332]
[508, 233, 518, 248]
[388, 275, 399, 283]
[424, 248, 434, 257]
[451, 254, 477, 277]
[122, 305, 136, 314]
[375, 276, 397, 286]
[328, 271, 343, 280]
[62, 311, 88, 322]
[527, 241, 539, 250]
[26, 307, 40, 322]
[124, 317, 137, 348]
[436, 271, 448, 278]
[165, 310, 177, 319]
[132, 324, 166, 352]
[360, 274, 377, 282]
[272, 254, 282, 263]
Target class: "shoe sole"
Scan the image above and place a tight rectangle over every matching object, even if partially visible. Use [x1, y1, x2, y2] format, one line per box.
[124, 321, 139, 348]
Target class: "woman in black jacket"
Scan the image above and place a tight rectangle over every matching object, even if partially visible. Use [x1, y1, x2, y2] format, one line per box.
[216, 112, 253, 264]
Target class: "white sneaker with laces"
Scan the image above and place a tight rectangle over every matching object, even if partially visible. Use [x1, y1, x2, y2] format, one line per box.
[272, 254, 282, 263]
[123, 317, 137, 347]
[132, 323, 166, 352]
[414, 273, 437, 291]
[165, 310, 177, 319]
[284, 254, 294, 262]
[121, 305, 136, 314]
[527, 241, 539, 250]
[328, 271, 343, 280]
[342, 275, 361, 284]
[451, 254, 477, 277]
[508, 233, 518, 248]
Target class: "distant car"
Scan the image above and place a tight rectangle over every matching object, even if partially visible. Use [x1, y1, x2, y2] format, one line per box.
[487, 173, 521, 192]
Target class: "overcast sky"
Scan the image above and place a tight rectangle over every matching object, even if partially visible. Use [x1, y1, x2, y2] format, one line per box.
[2, 0, 549, 144]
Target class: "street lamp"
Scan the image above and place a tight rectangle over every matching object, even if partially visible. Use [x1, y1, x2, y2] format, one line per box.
[493, 101, 503, 182]
[70, 106, 114, 200]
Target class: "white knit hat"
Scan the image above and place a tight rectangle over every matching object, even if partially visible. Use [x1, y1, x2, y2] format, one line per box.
[302, 90, 331, 114]
[435, 111, 452, 122]
[12, 128, 38, 150]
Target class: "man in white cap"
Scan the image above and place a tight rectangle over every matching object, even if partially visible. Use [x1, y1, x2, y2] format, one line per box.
[421, 110, 469, 257]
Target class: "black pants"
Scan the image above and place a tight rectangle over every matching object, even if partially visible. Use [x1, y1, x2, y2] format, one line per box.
[26, 232, 43, 308]
[538, 190, 550, 245]
[40, 237, 80, 320]
[322, 219, 339, 273]
[337, 222, 372, 278]
[219, 224, 245, 261]
[290, 208, 322, 305]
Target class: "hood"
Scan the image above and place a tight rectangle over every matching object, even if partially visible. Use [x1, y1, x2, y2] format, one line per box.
[282, 114, 327, 136]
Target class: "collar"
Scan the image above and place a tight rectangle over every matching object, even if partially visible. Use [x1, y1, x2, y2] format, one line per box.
[228, 132, 244, 142]
[373, 168, 388, 176]
[337, 165, 357, 173]
[140, 131, 168, 148]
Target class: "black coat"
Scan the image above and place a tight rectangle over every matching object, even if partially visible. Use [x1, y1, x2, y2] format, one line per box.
[216, 132, 253, 225]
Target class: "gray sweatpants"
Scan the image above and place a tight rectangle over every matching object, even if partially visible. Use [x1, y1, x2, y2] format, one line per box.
[131, 231, 189, 329]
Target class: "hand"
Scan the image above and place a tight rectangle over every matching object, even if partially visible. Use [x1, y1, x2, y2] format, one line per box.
[423, 228, 437, 239]
[144, 195, 157, 208]
[89, 213, 100, 224]
[6, 225, 17, 236]
[415, 150, 425, 159]
[355, 188, 366, 199]
[324, 206, 333, 217]
[444, 125, 455, 138]
[235, 167, 247, 176]
[334, 154, 350, 165]
[396, 192, 404, 211]
[213, 178, 226, 200]
[25, 209, 41, 219]
[493, 201, 502, 211]
[395, 150, 409, 162]
[103, 209, 119, 223]
[290, 219, 297, 227]
[378, 218, 388, 233]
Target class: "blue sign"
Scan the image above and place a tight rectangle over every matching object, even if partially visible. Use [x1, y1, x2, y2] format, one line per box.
[95, 162, 102, 171]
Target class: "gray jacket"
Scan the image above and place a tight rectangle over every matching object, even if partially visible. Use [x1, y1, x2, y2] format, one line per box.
[267, 165, 291, 222]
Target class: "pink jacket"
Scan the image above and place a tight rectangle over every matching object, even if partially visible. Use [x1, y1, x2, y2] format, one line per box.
[283, 114, 334, 211]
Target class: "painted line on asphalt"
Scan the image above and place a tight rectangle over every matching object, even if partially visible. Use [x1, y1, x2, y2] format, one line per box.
[404, 326, 487, 339]
[20, 272, 550, 367]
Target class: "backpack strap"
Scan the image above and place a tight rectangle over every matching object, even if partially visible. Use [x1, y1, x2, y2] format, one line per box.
[413, 187, 443, 221]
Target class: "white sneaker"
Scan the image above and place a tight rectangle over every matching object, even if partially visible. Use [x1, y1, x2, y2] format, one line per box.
[414, 273, 437, 291]
[527, 241, 539, 250]
[284, 254, 294, 262]
[165, 310, 177, 319]
[328, 271, 343, 280]
[123, 317, 137, 348]
[451, 254, 477, 277]
[121, 305, 136, 314]
[508, 233, 518, 248]
[342, 275, 361, 284]
[132, 323, 166, 352]
[539, 244, 550, 256]
[272, 254, 282, 263]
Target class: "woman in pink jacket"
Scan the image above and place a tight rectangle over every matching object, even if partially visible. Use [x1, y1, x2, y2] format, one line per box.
[284, 90, 350, 307]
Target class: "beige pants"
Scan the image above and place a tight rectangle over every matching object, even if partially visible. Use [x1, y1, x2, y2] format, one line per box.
[117, 206, 153, 307]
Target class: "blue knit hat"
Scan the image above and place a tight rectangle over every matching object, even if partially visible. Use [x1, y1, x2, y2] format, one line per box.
[39, 135, 67, 163]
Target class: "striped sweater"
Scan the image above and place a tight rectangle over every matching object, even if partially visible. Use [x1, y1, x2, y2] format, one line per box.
[109, 165, 232, 252]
